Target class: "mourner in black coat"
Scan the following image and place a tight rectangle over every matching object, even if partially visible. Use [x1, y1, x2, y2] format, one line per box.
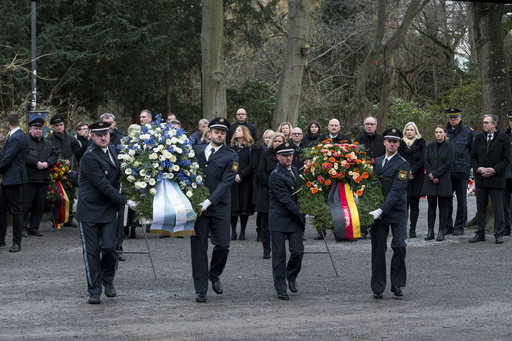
[0, 112, 29, 252]
[191, 118, 238, 303]
[398, 122, 426, 238]
[422, 126, 454, 241]
[302, 120, 322, 147]
[268, 142, 305, 300]
[319, 118, 351, 144]
[369, 128, 410, 299]
[469, 114, 510, 244]
[77, 122, 131, 304]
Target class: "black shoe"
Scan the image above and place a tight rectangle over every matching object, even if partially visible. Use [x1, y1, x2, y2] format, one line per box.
[288, 280, 297, 293]
[9, 243, 21, 253]
[231, 234, 237, 241]
[444, 228, 453, 235]
[88, 295, 101, 304]
[28, 228, 43, 237]
[159, 234, 170, 238]
[469, 234, 485, 243]
[277, 291, 289, 300]
[209, 276, 223, 294]
[409, 228, 416, 238]
[239, 233, 246, 240]
[104, 283, 117, 297]
[436, 231, 445, 242]
[453, 230, 464, 236]
[495, 235, 504, 244]
[22, 228, 29, 238]
[117, 254, 126, 261]
[391, 286, 403, 297]
[263, 252, 271, 259]
[130, 233, 139, 239]
[373, 292, 383, 299]
[64, 221, 78, 228]
[196, 292, 207, 303]
[424, 230, 435, 241]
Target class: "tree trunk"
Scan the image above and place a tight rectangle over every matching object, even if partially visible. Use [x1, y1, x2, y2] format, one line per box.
[273, 0, 315, 129]
[201, 0, 227, 120]
[472, 3, 510, 131]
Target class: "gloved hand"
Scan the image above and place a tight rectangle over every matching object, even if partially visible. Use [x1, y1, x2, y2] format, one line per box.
[200, 199, 212, 212]
[369, 208, 383, 220]
[127, 200, 139, 208]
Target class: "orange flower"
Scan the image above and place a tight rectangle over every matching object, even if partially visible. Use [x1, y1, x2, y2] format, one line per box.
[329, 157, 336, 163]
[325, 179, 331, 186]
[354, 141, 359, 145]
[306, 181, 312, 188]
[362, 172, 369, 178]
[311, 188, 319, 194]
[356, 189, 363, 196]
[354, 178, 361, 184]
[331, 172, 338, 178]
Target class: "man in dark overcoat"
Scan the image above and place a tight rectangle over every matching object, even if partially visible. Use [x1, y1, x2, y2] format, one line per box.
[268, 142, 305, 300]
[0, 112, 29, 252]
[77, 122, 136, 304]
[470, 114, 510, 244]
[22, 118, 58, 237]
[191, 117, 238, 303]
[369, 128, 410, 299]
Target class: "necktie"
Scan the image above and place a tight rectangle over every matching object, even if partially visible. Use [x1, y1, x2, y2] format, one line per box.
[487, 135, 492, 152]
[383, 158, 389, 167]
[105, 149, 115, 164]
[289, 169, 296, 179]
[207, 148, 215, 161]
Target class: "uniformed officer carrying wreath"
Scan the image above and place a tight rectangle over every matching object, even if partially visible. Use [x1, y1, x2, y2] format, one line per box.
[77, 122, 137, 304]
[268, 142, 305, 300]
[369, 128, 410, 299]
[191, 117, 238, 303]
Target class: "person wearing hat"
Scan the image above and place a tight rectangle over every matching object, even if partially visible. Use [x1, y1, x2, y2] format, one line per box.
[21, 118, 58, 238]
[76, 121, 138, 304]
[502, 111, 512, 236]
[445, 108, 476, 235]
[268, 142, 305, 300]
[46, 114, 84, 227]
[191, 117, 238, 303]
[369, 128, 410, 299]
[0, 112, 29, 253]
[470, 114, 510, 244]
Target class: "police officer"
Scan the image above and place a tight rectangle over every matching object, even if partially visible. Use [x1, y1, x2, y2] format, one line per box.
[445, 108, 475, 235]
[77, 121, 137, 304]
[191, 117, 238, 303]
[369, 128, 410, 299]
[268, 142, 305, 300]
[22, 118, 58, 237]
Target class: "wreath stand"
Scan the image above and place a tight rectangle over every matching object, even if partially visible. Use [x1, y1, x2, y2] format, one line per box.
[304, 231, 339, 277]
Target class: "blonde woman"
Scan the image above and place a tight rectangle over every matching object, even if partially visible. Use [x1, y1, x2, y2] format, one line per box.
[277, 122, 292, 141]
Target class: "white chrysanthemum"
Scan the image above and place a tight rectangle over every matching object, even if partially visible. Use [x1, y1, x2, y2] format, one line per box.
[168, 173, 174, 179]
[134, 182, 141, 189]
[165, 139, 172, 145]
[170, 155, 177, 162]
[140, 169, 146, 176]
[153, 163, 159, 168]
[158, 166, 163, 171]
[125, 168, 132, 175]
[188, 151, 195, 158]
[175, 147, 182, 154]
[128, 149, 136, 156]
[127, 175, 135, 182]
[150, 188, 157, 195]
[149, 153, 158, 160]
[196, 175, 203, 182]
[192, 183, 197, 189]
[162, 173, 168, 179]
[172, 165, 180, 171]
[171, 137, 179, 144]
[186, 191, 193, 198]
[149, 178, 156, 186]
[140, 182, 147, 189]
[159, 154, 166, 161]
[133, 161, 140, 167]
[164, 151, 172, 159]
[152, 147, 160, 153]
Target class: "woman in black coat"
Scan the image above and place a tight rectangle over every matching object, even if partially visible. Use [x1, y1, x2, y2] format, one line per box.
[251, 129, 274, 242]
[230, 125, 255, 240]
[302, 120, 322, 147]
[255, 132, 285, 259]
[399, 122, 426, 238]
[422, 125, 454, 241]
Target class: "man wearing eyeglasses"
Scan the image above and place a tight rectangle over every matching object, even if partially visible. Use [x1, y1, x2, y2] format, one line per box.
[229, 108, 257, 143]
[354, 116, 385, 160]
[445, 108, 476, 236]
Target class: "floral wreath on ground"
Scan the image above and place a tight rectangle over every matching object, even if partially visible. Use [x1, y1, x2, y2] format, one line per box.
[46, 159, 75, 205]
[296, 139, 384, 232]
[118, 115, 210, 220]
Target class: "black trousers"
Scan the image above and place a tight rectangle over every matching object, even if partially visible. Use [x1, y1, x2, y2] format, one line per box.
[371, 219, 407, 294]
[190, 213, 230, 293]
[79, 220, 118, 296]
[0, 183, 23, 245]
[22, 183, 47, 230]
[407, 196, 421, 229]
[446, 178, 469, 232]
[427, 196, 451, 232]
[260, 213, 270, 255]
[270, 229, 304, 293]
[476, 187, 504, 237]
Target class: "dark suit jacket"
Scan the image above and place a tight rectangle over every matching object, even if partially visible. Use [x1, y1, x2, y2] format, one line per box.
[422, 140, 453, 197]
[319, 133, 352, 144]
[193, 143, 238, 217]
[76, 143, 127, 223]
[268, 163, 304, 232]
[374, 153, 410, 224]
[471, 131, 510, 189]
[0, 128, 29, 186]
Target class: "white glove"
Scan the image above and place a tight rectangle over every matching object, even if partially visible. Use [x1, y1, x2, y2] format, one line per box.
[369, 208, 383, 220]
[200, 199, 212, 212]
[127, 200, 139, 208]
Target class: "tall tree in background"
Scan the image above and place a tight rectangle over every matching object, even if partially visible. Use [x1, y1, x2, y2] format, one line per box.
[472, 2, 510, 127]
[273, 0, 315, 128]
[201, 0, 226, 119]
